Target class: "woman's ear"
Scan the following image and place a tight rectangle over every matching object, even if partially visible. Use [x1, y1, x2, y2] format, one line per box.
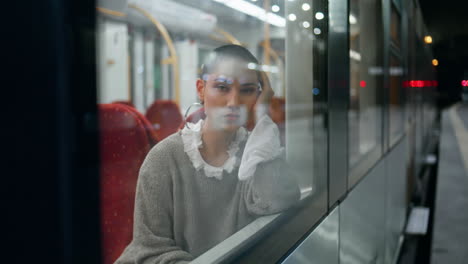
[196, 79, 205, 103]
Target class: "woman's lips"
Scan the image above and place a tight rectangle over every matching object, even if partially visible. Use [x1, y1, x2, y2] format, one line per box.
[225, 113, 240, 120]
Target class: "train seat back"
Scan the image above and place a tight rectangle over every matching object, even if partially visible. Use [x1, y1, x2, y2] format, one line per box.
[111, 100, 135, 108]
[145, 100, 183, 140]
[179, 107, 206, 129]
[98, 103, 157, 264]
[269, 97, 286, 145]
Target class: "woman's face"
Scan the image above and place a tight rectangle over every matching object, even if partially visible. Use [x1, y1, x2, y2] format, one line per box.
[198, 58, 260, 132]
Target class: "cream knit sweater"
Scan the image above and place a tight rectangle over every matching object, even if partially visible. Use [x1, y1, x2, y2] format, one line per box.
[116, 128, 300, 264]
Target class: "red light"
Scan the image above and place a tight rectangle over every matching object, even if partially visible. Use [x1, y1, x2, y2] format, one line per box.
[360, 80, 367, 88]
[462, 80, 468, 87]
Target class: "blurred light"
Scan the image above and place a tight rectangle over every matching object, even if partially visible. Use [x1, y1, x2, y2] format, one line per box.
[405, 80, 439, 88]
[212, 0, 286, 27]
[462, 80, 468, 87]
[302, 21, 311, 28]
[360, 80, 366, 88]
[349, 14, 357, 24]
[315, 12, 324, 20]
[424, 35, 433, 44]
[313, 88, 320, 95]
[349, 49, 361, 61]
[313, 28, 321, 35]
[288, 13, 297, 21]
[390, 66, 404, 76]
[432, 59, 438, 66]
[247, 62, 257, 70]
[261, 65, 270, 71]
[251, 0, 257, 2]
[272, 5, 280, 12]
[302, 3, 311, 11]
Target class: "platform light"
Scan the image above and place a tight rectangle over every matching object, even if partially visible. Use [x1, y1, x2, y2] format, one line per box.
[212, 0, 286, 27]
[303, 21, 311, 28]
[302, 3, 311, 11]
[272, 5, 280, 12]
[424, 35, 433, 44]
[313, 28, 321, 35]
[288, 13, 297, 21]
[432, 59, 438, 66]
[315, 12, 324, 20]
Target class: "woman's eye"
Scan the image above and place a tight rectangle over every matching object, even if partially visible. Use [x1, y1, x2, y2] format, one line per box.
[240, 87, 256, 95]
[216, 84, 229, 91]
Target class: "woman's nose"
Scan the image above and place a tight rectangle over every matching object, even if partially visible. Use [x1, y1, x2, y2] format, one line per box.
[227, 89, 240, 106]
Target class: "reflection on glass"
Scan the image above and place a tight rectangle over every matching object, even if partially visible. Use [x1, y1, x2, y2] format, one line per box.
[391, 6, 401, 48]
[96, 0, 316, 263]
[349, 0, 382, 167]
[390, 55, 404, 144]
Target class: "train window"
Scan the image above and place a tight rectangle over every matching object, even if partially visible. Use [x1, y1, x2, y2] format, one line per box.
[349, 0, 383, 172]
[389, 54, 405, 146]
[96, 0, 323, 263]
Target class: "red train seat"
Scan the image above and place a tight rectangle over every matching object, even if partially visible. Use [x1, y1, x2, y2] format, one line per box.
[179, 107, 206, 129]
[111, 100, 135, 108]
[269, 97, 286, 124]
[269, 97, 286, 146]
[145, 100, 183, 140]
[98, 103, 158, 264]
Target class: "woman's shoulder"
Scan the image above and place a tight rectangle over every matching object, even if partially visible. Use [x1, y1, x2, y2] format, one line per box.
[142, 132, 184, 169]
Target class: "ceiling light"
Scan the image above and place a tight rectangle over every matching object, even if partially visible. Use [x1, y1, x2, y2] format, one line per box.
[212, 0, 286, 27]
[302, 21, 310, 28]
[272, 5, 280, 12]
[315, 12, 324, 20]
[288, 13, 297, 21]
[302, 3, 311, 11]
[313, 28, 321, 34]
[349, 14, 357, 24]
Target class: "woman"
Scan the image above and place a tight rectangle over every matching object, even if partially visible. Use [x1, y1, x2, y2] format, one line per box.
[116, 45, 299, 264]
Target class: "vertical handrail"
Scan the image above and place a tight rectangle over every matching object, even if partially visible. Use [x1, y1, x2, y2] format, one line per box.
[128, 4, 181, 105]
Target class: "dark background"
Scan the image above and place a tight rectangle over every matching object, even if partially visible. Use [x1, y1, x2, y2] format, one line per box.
[418, 0, 468, 108]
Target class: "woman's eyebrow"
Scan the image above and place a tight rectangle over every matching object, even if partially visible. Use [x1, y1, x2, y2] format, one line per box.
[240, 82, 259, 87]
[214, 77, 233, 84]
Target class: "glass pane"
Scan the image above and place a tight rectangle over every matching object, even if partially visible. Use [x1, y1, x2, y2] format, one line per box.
[389, 55, 404, 145]
[391, 5, 401, 48]
[349, 0, 383, 167]
[96, 0, 321, 263]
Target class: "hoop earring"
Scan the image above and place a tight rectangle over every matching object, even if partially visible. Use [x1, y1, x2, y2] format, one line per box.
[184, 102, 204, 130]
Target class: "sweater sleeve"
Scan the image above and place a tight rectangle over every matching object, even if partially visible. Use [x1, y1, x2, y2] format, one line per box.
[240, 116, 300, 215]
[243, 156, 300, 216]
[115, 148, 193, 264]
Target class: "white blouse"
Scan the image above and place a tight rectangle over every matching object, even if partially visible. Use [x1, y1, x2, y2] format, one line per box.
[180, 114, 283, 181]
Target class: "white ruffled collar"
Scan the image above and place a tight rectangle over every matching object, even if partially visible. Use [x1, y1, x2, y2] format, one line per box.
[180, 120, 248, 180]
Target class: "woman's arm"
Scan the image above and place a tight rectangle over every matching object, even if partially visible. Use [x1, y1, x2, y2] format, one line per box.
[239, 115, 300, 215]
[115, 148, 193, 264]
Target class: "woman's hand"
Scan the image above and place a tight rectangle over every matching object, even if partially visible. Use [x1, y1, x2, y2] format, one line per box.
[257, 71, 275, 105]
[253, 71, 275, 122]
